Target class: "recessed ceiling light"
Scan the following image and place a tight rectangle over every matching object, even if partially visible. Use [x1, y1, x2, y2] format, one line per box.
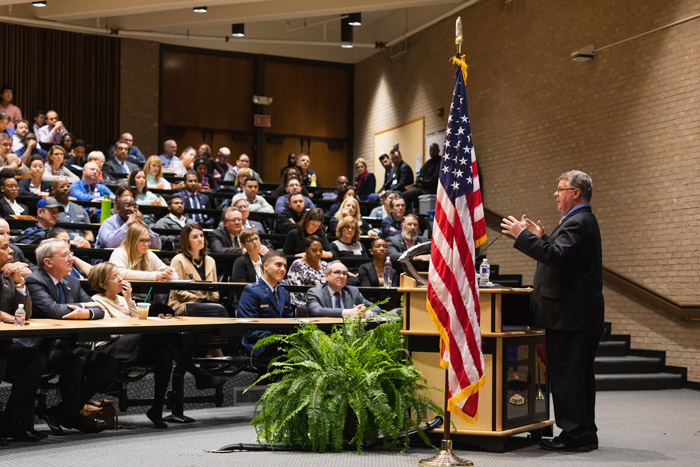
[193, 6, 207, 13]
[341, 44, 354, 49]
[347, 13, 362, 27]
[231, 23, 245, 37]
[32, 1, 48, 7]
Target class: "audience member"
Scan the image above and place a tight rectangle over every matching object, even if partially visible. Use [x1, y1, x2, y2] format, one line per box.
[207, 207, 244, 255]
[229, 167, 251, 194]
[159, 139, 178, 168]
[109, 132, 145, 165]
[178, 171, 214, 226]
[286, 235, 327, 308]
[274, 177, 314, 214]
[59, 133, 74, 154]
[36, 110, 68, 145]
[231, 228, 264, 283]
[14, 130, 46, 165]
[322, 175, 350, 201]
[95, 196, 161, 249]
[209, 146, 233, 178]
[170, 146, 196, 177]
[0, 218, 33, 276]
[153, 194, 194, 250]
[273, 166, 309, 198]
[223, 153, 263, 183]
[25, 238, 117, 434]
[130, 169, 165, 224]
[18, 155, 51, 197]
[16, 198, 89, 247]
[0, 112, 12, 136]
[233, 198, 267, 237]
[86, 150, 114, 182]
[353, 157, 377, 201]
[282, 208, 332, 257]
[11, 119, 30, 153]
[53, 176, 94, 242]
[197, 143, 212, 159]
[0, 86, 22, 127]
[43, 145, 78, 182]
[378, 152, 392, 190]
[237, 251, 292, 357]
[194, 157, 218, 191]
[232, 178, 273, 213]
[381, 196, 406, 238]
[104, 139, 139, 175]
[380, 149, 414, 194]
[330, 216, 368, 259]
[358, 238, 399, 287]
[0, 133, 22, 170]
[144, 155, 170, 188]
[45, 228, 93, 278]
[279, 153, 296, 179]
[32, 110, 46, 135]
[275, 192, 306, 234]
[402, 143, 441, 212]
[70, 161, 115, 220]
[296, 153, 318, 189]
[0, 176, 28, 217]
[329, 196, 374, 237]
[64, 138, 87, 167]
[109, 223, 176, 281]
[387, 214, 429, 263]
[326, 185, 356, 217]
[306, 260, 378, 318]
[168, 223, 218, 315]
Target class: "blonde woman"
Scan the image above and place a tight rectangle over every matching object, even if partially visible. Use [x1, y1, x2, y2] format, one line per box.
[144, 155, 171, 189]
[43, 145, 79, 182]
[109, 223, 177, 281]
[86, 150, 113, 182]
[328, 195, 376, 237]
[330, 216, 368, 259]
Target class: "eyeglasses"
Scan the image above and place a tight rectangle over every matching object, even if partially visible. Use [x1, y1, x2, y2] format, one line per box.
[555, 187, 578, 194]
[138, 238, 151, 244]
[329, 270, 348, 276]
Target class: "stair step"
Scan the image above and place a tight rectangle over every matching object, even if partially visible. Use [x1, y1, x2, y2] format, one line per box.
[597, 340, 628, 357]
[594, 356, 661, 374]
[595, 372, 683, 391]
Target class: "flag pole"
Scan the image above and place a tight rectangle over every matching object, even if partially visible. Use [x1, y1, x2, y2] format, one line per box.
[418, 16, 474, 467]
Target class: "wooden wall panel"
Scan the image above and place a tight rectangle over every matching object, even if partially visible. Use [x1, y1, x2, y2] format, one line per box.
[0, 23, 120, 151]
[263, 61, 350, 138]
[160, 49, 254, 131]
[261, 138, 348, 187]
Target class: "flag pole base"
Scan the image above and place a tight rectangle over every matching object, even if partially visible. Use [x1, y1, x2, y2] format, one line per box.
[418, 440, 474, 466]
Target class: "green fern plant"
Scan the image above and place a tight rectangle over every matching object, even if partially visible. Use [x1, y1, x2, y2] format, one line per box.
[248, 316, 441, 453]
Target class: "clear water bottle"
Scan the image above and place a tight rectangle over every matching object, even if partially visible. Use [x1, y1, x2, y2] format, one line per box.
[479, 257, 490, 287]
[383, 257, 393, 289]
[14, 304, 26, 327]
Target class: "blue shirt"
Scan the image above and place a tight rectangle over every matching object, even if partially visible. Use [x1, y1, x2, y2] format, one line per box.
[159, 154, 177, 168]
[95, 213, 162, 249]
[70, 179, 115, 202]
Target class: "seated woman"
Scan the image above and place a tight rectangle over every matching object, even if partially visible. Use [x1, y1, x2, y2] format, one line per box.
[353, 157, 377, 201]
[168, 223, 219, 316]
[326, 186, 356, 217]
[328, 196, 376, 237]
[369, 190, 399, 219]
[0, 176, 28, 218]
[109, 223, 177, 282]
[46, 227, 93, 279]
[65, 138, 86, 167]
[282, 208, 332, 258]
[230, 167, 252, 194]
[86, 150, 115, 182]
[19, 155, 52, 197]
[42, 145, 79, 183]
[358, 237, 399, 287]
[231, 228, 263, 283]
[88, 262, 225, 429]
[60, 132, 74, 154]
[330, 216, 368, 259]
[194, 157, 219, 192]
[129, 170, 165, 224]
[197, 143, 212, 159]
[286, 235, 327, 308]
[144, 155, 171, 189]
[273, 166, 310, 198]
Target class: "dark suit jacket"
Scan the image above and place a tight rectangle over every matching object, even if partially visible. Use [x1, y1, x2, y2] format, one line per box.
[178, 189, 214, 226]
[18, 178, 52, 197]
[231, 254, 258, 283]
[275, 207, 304, 235]
[207, 226, 244, 255]
[357, 262, 399, 287]
[387, 234, 427, 263]
[306, 284, 378, 317]
[381, 161, 414, 192]
[26, 268, 104, 320]
[103, 158, 139, 175]
[238, 278, 292, 355]
[513, 205, 604, 332]
[0, 276, 32, 321]
[0, 197, 28, 218]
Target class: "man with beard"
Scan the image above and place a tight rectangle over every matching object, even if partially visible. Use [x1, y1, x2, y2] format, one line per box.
[54, 176, 94, 243]
[153, 194, 195, 250]
[387, 214, 428, 263]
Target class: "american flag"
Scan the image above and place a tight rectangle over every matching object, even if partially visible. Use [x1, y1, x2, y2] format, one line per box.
[426, 56, 487, 422]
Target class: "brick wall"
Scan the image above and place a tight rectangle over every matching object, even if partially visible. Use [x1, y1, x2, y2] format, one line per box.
[355, 0, 700, 381]
[119, 39, 160, 157]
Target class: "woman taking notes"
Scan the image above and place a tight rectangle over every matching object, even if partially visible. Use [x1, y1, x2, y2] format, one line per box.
[109, 223, 177, 282]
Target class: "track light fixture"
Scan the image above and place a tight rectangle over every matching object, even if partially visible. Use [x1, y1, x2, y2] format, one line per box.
[347, 13, 362, 27]
[231, 23, 245, 37]
[193, 6, 207, 13]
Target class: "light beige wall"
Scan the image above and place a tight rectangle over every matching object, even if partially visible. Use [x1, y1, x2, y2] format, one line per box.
[355, 0, 700, 381]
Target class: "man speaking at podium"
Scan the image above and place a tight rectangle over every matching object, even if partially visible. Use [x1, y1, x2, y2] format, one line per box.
[501, 170, 604, 452]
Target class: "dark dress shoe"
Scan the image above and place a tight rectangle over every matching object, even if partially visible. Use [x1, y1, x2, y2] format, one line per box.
[27, 429, 48, 440]
[63, 415, 108, 434]
[589, 434, 599, 450]
[8, 429, 42, 442]
[46, 407, 65, 436]
[146, 407, 169, 429]
[539, 437, 590, 452]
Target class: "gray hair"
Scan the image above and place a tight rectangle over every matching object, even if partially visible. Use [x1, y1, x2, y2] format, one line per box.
[560, 170, 593, 201]
[325, 260, 346, 275]
[222, 206, 242, 221]
[36, 238, 65, 267]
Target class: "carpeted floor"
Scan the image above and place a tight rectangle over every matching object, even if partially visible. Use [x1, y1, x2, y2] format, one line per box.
[1, 385, 699, 466]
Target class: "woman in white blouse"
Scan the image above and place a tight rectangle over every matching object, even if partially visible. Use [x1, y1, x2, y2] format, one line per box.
[144, 155, 171, 189]
[109, 223, 177, 281]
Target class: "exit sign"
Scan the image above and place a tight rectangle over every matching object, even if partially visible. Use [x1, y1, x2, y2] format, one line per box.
[254, 114, 271, 127]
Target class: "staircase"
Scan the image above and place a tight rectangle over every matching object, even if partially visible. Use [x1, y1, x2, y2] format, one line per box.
[595, 323, 685, 391]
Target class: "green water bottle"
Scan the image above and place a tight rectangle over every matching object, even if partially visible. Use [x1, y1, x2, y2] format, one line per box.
[100, 195, 112, 223]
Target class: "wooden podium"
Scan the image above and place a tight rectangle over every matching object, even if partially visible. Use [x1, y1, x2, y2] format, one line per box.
[400, 275, 554, 451]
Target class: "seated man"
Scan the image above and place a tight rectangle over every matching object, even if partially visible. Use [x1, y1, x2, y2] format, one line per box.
[237, 251, 292, 357]
[378, 149, 413, 195]
[108, 132, 145, 165]
[169, 146, 195, 177]
[103, 139, 139, 175]
[274, 192, 306, 235]
[0, 218, 34, 276]
[16, 198, 90, 247]
[381, 196, 406, 238]
[321, 176, 350, 201]
[70, 161, 115, 220]
[387, 214, 429, 263]
[306, 260, 379, 318]
[178, 171, 214, 227]
[233, 198, 267, 235]
[36, 110, 68, 145]
[159, 139, 178, 169]
[95, 195, 161, 249]
[232, 178, 273, 213]
[24, 238, 117, 434]
[402, 143, 441, 213]
[274, 178, 314, 214]
[223, 153, 263, 183]
[153, 194, 194, 250]
[54, 176, 94, 243]
[207, 207, 245, 255]
[0, 235, 47, 443]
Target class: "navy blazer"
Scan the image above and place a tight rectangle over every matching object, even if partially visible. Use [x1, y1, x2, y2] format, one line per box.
[237, 278, 292, 355]
[103, 158, 139, 175]
[26, 268, 104, 320]
[306, 284, 378, 318]
[513, 205, 604, 332]
[178, 189, 214, 226]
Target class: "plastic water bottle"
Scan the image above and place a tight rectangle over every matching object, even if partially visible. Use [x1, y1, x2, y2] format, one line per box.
[383, 257, 393, 288]
[479, 257, 490, 287]
[310, 174, 317, 187]
[14, 304, 26, 327]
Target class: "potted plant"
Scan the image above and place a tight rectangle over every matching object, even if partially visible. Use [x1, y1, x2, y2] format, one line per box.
[248, 315, 441, 453]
